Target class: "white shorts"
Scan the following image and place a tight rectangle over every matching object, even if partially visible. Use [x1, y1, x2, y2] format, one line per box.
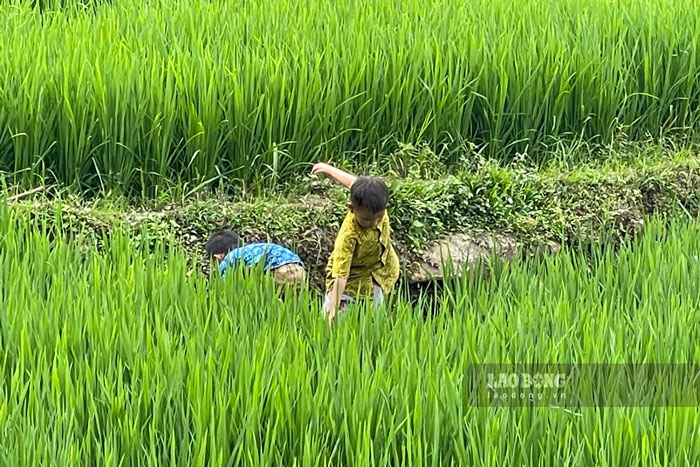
[322, 282, 384, 315]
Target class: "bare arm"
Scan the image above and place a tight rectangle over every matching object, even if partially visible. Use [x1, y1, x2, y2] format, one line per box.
[311, 163, 357, 189]
[327, 277, 347, 327]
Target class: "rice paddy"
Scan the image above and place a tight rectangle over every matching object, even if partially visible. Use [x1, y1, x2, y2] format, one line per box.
[1, 204, 699, 465]
[2, 0, 700, 464]
[1, 0, 700, 192]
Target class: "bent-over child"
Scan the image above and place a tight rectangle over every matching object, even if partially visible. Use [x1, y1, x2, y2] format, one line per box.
[205, 230, 306, 287]
[311, 162, 400, 326]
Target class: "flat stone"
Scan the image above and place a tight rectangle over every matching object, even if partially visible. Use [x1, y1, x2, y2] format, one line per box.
[526, 239, 562, 256]
[611, 208, 645, 233]
[407, 231, 520, 282]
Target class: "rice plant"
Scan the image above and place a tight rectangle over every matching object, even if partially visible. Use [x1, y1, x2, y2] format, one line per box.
[1, 0, 699, 192]
[1, 200, 699, 465]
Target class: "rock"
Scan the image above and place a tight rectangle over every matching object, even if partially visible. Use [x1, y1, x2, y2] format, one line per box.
[526, 238, 562, 256]
[611, 208, 645, 234]
[407, 231, 520, 283]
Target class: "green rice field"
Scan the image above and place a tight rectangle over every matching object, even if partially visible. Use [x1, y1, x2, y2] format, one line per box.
[1, 0, 700, 191]
[3, 0, 700, 464]
[1, 204, 699, 465]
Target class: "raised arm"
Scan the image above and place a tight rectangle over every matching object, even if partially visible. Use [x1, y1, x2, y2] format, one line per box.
[311, 163, 357, 189]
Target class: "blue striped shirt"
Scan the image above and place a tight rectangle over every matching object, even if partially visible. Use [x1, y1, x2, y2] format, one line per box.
[219, 243, 304, 278]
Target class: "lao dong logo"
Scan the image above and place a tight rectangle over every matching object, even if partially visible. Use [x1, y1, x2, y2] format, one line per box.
[487, 372, 567, 390]
[484, 371, 568, 405]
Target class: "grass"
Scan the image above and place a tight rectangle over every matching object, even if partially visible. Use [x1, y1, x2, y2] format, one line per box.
[1, 0, 699, 193]
[1, 200, 700, 465]
[5, 143, 699, 270]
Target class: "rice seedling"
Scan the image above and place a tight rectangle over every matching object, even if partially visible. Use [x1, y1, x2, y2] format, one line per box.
[1, 199, 699, 465]
[0, 0, 699, 193]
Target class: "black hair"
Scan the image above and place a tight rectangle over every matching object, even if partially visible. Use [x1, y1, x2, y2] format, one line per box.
[350, 176, 389, 213]
[205, 230, 243, 257]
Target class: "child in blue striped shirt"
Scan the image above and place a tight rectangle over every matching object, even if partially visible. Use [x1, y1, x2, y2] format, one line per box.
[206, 230, 306, 286]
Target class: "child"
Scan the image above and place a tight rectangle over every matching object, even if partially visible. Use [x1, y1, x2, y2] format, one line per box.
[205, 230, 306, 287]
[311, 162, 400, 326]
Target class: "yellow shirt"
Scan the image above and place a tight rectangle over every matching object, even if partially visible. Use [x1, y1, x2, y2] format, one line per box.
[325, 211, 400, 298]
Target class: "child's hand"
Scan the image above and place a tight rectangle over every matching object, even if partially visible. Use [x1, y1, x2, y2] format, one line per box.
[327, 309, 336, 327]
[311, 162, 332, 175]
[310, 163, 357, 189]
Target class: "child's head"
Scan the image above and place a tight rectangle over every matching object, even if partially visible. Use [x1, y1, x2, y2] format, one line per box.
[205, 230, 243, 262]
[348, 176, 389, 229]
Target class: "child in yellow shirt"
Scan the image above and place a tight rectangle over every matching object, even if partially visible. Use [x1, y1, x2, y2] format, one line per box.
[311, 162, 400, 326]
